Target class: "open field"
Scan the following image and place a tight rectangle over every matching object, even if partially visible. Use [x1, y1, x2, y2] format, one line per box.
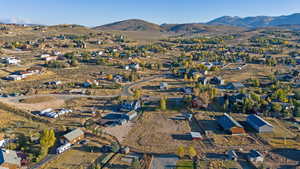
[124, 111, 193, 153]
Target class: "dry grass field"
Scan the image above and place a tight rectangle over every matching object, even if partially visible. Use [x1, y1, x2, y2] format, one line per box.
[123, 111, 194, 154]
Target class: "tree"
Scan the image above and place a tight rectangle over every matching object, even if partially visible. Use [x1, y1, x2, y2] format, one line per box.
[133, 89, 141, 100]
[160, 96, 167, 111]
[131, 158, 141, 169]
[177, 145, 185, 158]
[188, 146, 197, 159]
[107, 74, 113, 81]
[40, 129, 56, 149]
[272, 103, 282, 113]
[294, 89, 300, 100]
[252, 79, 260, 87]
[295, 107, 300, 117]
[111, 142, 120, 153]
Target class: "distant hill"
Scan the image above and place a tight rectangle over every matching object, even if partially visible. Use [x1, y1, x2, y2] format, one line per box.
[207, 13, 300, 28]
[94, 19, 244, 34]
[94, 19, 164, 32]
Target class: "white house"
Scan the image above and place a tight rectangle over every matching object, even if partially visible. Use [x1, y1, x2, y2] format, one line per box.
[3, 57, 20, 65]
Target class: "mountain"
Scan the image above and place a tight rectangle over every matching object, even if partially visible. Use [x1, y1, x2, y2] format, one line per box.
[94, 19, 164, 32]
[207, 13, 300, 28]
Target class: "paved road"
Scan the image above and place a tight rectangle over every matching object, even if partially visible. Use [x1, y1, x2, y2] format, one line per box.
[29, 154, 56, 169]
[1, 74, 167, 103]
[151, 154, 179, 169]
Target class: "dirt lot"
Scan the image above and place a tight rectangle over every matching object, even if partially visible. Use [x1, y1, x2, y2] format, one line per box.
[104, 121, 134, 143]
[123, 111, 193, 154]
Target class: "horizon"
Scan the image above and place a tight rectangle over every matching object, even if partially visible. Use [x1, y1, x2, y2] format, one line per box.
[0, 0, 300, 26]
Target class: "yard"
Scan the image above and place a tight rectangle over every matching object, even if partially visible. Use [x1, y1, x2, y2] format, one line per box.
[176, 160, 193, 169]
[40, 144, 102, 169]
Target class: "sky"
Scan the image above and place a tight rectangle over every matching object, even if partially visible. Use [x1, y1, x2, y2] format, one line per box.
[0, 0, 300, 26]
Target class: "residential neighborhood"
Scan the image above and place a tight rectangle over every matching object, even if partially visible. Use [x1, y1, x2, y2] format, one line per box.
[0, 1, 299, 169]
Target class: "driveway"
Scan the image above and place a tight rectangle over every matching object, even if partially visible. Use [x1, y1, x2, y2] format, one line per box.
[151, 154, 178, 169]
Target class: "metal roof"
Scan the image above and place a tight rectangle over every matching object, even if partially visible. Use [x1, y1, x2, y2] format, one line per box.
[63, 128, 84, 142]
[217, 113, 243, 130]
[247, 115, 273, 128]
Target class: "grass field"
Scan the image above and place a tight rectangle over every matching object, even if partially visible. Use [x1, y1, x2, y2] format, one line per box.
[176, 160, 193, 169]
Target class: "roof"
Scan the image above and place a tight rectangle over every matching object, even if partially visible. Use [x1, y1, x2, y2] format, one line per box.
[0, 149, 21, 166]
[249, 150, 263, 158]
[231, 82, 244, 88]
[217, 113, 243, 130]
[63, 128, 84, 142]
[247, 115, 273, 128]
[190, 132, 202, 138]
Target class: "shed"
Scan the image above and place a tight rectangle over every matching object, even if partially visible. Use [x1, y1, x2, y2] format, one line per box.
[190, 132, 202, 140]
[247, 115, 273, 133]
[217, 113, 245, 134]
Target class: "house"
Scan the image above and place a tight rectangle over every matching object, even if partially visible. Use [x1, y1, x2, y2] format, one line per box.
[3, 57, 20, 65]
[198, 77, 209, 85]
[120, 100, 141, 112]
[0, 149, 21, 169]
[190, 132, 202, 140]
[5, 75, 24, 81]
[181, 87, 193, 94]
[129, 63, 139, 70]
[247, 115, 273, 133]
[61, 128, 84, 144]
[210, 76, 225, 85]
[247, 150, 264, 162]
[113, 75, 124, 83]
[124, 110, 138, 120]
[191, 97, 208, 109]
[43, 56, 57, 61]
[160, 82, 168, 90]
[227, 150, 238, 161]
[40, 54, 50, 58]
[226, 82, 245, 90]
[217, 113, 245, 134]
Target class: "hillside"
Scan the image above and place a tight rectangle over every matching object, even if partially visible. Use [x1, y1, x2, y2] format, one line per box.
[94, 19, 164, 32]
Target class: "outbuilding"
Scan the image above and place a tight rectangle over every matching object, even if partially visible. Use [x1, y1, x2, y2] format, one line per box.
[190, 132, 202, 140]
[61, 128, 84, 144]
[217, 113, 245, 134]
[246, 115, 273, 133]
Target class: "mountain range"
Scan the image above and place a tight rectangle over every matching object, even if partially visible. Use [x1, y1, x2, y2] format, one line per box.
[94, 13, 300, 32]
[207, 13, 300, 27]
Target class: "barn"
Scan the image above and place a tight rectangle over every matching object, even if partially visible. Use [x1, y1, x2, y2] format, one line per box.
[217, 113, 245, 134]
[246, 115, 273, 133]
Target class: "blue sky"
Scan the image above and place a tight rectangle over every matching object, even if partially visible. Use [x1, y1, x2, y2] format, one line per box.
[0, 0, 300, 26]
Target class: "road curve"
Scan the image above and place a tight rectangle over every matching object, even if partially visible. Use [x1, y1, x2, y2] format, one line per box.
[1, 74, 168, 103]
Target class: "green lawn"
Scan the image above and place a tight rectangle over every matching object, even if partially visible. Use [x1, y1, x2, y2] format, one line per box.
[176, 160, 193, 169]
